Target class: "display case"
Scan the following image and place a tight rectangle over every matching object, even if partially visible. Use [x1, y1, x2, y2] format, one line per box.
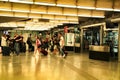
[89, 45, 110, 61]
[103, 31, 118, 57]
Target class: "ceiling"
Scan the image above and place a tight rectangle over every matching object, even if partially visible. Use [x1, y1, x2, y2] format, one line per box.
[0, 16, 28, 23]
[0, 0, 120, 30]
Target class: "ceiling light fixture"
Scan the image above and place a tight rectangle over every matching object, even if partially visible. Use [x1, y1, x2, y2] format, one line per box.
[114, 9, 120, 12]
[91, 16, 105, 18]
[56, 4, 76, 8]
[77, 6, 95, 9]
[9, 0, 33, 4]
[34, 2, 56, 6]
[96, 8, 113, 11]
[12, 10, 30, 13]
[78, 14, 91, 17]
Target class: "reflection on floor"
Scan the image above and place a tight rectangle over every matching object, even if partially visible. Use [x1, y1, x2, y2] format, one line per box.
[0, 52, 119, 80]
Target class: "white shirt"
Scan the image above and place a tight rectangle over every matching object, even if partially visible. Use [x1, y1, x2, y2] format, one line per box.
[1, 36, 7, 46]
[59, 36, 65, 47]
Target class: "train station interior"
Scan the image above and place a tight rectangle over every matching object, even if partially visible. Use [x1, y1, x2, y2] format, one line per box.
[0, 0, 120, 80]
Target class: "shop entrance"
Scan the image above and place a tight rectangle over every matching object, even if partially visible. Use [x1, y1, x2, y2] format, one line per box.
[83, 27, 100, 51]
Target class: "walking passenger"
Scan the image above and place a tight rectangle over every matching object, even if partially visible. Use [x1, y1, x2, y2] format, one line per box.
[27, 34, 33, 52]
[58, 33, 66, 58]
[1, 34, 7, 56]
[14, 33, 22, 56]
[34, 35, 41, 56]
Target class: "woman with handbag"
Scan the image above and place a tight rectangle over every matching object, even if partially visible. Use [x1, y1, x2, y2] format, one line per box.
[34, 35, 41, 56]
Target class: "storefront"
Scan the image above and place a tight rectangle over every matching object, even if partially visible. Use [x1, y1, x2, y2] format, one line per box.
[82, 27, 100, 51]
[80, 21, 119, 61]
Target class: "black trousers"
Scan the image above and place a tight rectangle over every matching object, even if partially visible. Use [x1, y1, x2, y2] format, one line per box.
[2, 46, 10, 56]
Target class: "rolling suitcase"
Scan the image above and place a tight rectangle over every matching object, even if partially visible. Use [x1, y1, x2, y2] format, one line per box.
[41, 49, 48, 56]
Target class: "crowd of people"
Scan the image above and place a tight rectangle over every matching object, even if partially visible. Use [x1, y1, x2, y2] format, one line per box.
[1, 33, 25, 56]
[32, 32, 67, 58]
[50, 33, 67, 57]
[0, 32, 67, 58]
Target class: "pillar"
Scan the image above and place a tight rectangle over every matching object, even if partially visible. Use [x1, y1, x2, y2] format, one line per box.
[118, 23, 120, 62]
[100, 25, 104, 45]
[80, 28, 83, 52]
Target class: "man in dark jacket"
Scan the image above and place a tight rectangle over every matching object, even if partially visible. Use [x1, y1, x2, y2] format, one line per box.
[27, 34, 33, 52]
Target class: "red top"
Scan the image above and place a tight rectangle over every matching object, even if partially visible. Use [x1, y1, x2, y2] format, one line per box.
[36, 39, 41, 47]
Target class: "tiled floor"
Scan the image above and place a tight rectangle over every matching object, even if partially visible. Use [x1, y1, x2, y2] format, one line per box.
[0, 52, 119, 80]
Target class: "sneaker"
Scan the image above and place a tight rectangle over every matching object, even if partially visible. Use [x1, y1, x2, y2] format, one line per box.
[63, 54, 66, 58]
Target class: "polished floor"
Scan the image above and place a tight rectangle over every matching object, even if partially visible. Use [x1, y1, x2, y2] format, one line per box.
[0, 52, 120, 80]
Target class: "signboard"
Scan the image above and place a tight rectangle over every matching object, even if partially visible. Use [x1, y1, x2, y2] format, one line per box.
[66, 33, 74, 46]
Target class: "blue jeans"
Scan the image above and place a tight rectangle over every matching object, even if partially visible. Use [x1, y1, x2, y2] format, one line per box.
[14, 42, 20, 55]
[60, 46, 65, 56]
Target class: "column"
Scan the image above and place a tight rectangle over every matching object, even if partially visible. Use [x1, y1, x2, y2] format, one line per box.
[100, 25, 104, 45]
[80, 28, 83, 52]
[118, 23, 120, 62]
